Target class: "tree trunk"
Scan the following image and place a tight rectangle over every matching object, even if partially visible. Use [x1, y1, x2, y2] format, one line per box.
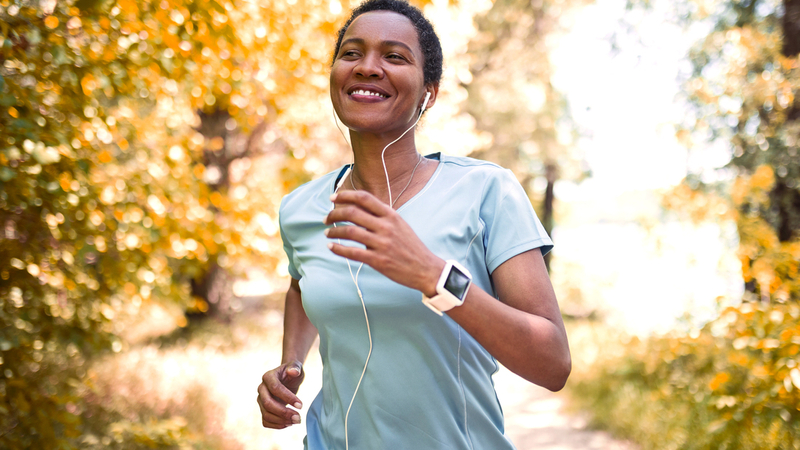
[188, 109, 255, 321]
[744, 1, 800, 301]
[189, 262, 233, 321]
[783, 0, 800, 56]
[542, 163, 557, 272]
[189, 110, 233, 321]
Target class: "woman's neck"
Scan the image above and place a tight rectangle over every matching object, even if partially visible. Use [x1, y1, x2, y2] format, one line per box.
[348, 131, 424, 200]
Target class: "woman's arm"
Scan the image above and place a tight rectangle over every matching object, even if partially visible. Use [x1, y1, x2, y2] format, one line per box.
[281, 278, 318, 366]
[437, 248, 571, 391]
[324, 190, 571, 391]
[257, 278, 318, 428]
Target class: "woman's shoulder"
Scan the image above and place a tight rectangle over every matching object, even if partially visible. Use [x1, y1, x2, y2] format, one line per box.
[434, 153, 517, 187]
[280, 166, 346, 212]
[436, 153, 505, 172]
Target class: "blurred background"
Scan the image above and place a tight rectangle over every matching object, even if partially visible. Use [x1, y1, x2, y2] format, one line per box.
[1, 0, 799, 448]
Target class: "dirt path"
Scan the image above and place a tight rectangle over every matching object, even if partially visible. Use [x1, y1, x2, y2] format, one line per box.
[495, 367, 639, 450]
[216, 309, 638, 449]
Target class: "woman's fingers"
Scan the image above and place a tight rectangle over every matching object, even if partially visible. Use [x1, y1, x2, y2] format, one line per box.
[257, 384, 301, 427]
[258, 368, 303, 428]
[262, 369, 302, 407]
[325, 204, 384, 231]
[258, 396, 291, 429]
[327, 241, 374, 265]
[325, 224, 385, 250]
[330, 190, 393, 217]
[323, 188, 441, 294]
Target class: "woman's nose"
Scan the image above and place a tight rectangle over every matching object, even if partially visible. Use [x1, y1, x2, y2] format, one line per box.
[354, 53, 383, 78]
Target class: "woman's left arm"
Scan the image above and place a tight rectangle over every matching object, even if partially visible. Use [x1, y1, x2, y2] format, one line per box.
[325, 190, 571, 391]
[443, 248, 571, 391]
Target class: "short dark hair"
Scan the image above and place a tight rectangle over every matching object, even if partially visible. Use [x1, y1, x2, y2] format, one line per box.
[332, 0, 443, 87]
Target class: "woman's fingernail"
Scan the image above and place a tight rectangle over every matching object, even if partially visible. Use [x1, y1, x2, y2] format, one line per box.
[292, 415, 301, 424]
[294, 402, 303, 409]
[323, 228, 329, 236]
[327, 242, 334, 249]
[330, 193, 338, 201]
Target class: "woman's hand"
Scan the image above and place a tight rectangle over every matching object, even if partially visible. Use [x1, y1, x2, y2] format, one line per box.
[257, 361, 305, 429]
[324, 190, 444, 296]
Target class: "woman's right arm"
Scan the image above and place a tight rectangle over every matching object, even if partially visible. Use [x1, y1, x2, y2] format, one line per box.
[257, 278, 318, 429]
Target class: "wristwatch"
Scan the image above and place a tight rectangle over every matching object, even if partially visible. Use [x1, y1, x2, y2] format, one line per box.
[421, 260, 473, 316]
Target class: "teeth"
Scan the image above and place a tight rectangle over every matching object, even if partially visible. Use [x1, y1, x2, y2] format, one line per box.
[352, 89, 387, 98]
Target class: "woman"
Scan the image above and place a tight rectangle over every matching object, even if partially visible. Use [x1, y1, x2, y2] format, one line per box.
[257, 1, 571, 448]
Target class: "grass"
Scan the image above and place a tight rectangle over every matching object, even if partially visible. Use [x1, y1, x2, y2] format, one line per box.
[79, 298, 318, 450]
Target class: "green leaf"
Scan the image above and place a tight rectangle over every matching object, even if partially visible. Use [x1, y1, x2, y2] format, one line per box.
[0, 93, 17, 107]
[0, 167, 16, 182]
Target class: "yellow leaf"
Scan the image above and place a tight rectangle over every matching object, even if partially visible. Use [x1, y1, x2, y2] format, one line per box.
[81, 75, 96, 95]
[751, 165, 775, 191]
[44, 15, 59, 29]
[753, 365, 769, 377]
[118, 0, 139, 14]
[208, 136, 225, 151]
[709, 372, 730, 391]
[209, 191, 223, 207]
[8, 107, 18, 118]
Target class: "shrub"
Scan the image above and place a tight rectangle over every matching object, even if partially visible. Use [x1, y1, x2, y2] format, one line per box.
[569, 302, 800, 450]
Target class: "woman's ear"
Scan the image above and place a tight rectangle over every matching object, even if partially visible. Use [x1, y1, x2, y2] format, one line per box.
[421, 84, 439, 111]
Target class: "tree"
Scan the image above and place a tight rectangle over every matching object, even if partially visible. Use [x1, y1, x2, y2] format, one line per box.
[0, 0, 350, 447]
[676, 0, 800, 302]
[568, 2, 800, 447]
[464, 0, 590, 268]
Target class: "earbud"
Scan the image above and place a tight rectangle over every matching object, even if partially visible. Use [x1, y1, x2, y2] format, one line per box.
[420, 91, 431, 115]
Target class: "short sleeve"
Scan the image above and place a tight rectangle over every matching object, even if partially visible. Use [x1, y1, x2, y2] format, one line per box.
[482, 169, 553, 274]
[279, 199, 302, 280]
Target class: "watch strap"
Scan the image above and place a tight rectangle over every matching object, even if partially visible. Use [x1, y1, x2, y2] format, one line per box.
[421, 294, 448, 316]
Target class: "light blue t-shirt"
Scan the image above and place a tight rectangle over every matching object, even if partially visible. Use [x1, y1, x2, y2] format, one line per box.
[279, 153, 553, 450]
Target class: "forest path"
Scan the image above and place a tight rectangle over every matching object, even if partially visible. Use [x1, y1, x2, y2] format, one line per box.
[494, 367, 639, 450]
[222, 307, 639, 450]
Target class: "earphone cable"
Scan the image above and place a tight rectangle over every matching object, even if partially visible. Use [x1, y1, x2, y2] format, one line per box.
[342, 259, 369, 450]
[380, 94, 429, 206]
[330, 93, 430, 450]
[351, 153, 422, 208]
[332, 176, 372, 450]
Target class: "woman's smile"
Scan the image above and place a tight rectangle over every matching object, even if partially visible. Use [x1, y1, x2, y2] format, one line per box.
[348, 85, 391, 102]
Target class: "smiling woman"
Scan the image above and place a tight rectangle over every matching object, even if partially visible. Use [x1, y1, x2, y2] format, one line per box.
[256, 1, 571, 449]
[330, 9, 434, 142]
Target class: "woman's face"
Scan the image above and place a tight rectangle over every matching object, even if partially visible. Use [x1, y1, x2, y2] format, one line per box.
[330, 11, 430, 135]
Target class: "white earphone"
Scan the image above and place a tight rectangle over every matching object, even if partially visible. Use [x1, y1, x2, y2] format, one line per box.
[332, 90, 431, 450]
[421, 91, 431, 113]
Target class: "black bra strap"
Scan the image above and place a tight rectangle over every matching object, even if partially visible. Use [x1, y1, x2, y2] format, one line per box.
[333, 164, 353, 192]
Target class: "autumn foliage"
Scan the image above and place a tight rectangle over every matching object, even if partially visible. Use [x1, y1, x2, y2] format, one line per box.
[0, 0, 352, 447]
[571, 0, 800, 447]
[570, 302, 800, 449]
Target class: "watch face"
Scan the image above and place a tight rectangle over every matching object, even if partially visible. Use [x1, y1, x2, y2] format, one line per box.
[444, 265, 471, 300]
